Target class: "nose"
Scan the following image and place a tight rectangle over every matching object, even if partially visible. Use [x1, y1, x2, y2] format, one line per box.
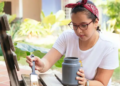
[77, 27, 82, 33]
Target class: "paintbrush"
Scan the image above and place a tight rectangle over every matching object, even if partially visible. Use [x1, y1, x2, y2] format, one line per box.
[30, 54, 39, 86]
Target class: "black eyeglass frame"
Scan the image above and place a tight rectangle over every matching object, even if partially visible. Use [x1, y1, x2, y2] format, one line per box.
[68, 20, 93, 30]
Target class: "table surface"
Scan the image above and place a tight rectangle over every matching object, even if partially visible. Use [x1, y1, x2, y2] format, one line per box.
[22, 72, 64, 86]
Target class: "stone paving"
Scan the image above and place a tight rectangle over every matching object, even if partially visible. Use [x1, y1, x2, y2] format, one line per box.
[0, 62, 32, 86]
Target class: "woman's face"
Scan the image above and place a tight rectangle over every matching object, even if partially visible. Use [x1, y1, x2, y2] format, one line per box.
[71, 11, 98, 41]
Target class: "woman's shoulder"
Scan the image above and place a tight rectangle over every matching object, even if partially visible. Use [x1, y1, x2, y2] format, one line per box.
[99, 32, 118, 49]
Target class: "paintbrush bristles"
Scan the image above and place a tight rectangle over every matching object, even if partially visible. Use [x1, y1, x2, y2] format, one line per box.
[31, 75, 38, 86]
[31, 82, 38, 86]
[30, 54, 39, 86]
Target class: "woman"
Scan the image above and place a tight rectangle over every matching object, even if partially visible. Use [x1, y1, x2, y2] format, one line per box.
[26, 0, 119, 86]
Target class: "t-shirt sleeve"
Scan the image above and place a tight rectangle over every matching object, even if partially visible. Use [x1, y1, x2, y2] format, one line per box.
[99, 45, 119, 69]
[52, 32, 66, 55]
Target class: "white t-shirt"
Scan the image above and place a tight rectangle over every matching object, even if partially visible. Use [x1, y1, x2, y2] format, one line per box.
[53, 29, 119, 86]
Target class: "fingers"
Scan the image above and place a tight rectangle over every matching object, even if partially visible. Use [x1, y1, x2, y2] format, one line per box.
[35, 66, 40, 70]
[76, 77, 84, 81]
[76, 76, 86, 85]
[28, 62, 39, 70]
[32, 56, 39, 62]
[26, 59, 39, 70]
[76, 76, 86, 86]
[77, 71, 85, 78]
[26, 56, 39, 63]
[76, 69, 86, 86]
[26, 59, 33, 66]
[79, 69, 84, 73]
[26, 56, 32, 62]
[26, 55, 41, 70]
[26, 55, 35, 67]
[78, 81, 84, 85]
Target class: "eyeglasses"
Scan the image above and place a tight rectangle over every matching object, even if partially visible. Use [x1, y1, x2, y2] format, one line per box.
[68, 20, 93, 31]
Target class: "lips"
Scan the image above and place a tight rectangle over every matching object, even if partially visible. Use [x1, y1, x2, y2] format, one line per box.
[79, 35, 84, 38]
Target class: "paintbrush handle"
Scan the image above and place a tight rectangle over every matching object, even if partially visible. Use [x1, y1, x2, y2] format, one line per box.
[32, 61, 36, 74]
[31, 54, 36, 75]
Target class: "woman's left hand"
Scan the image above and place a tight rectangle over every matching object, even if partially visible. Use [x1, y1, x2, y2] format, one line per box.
[76, 69, 87, 86]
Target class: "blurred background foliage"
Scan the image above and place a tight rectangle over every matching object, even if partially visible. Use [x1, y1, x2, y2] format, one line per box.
[100, 0, 120, 33]
[17, 10, 71, 38]
[0, 1, 69, 68]
[0, 1, 4, 13]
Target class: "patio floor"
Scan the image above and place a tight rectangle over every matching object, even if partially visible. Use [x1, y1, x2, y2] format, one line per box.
[0, 64, 32, 86]
[0, 61, 54, 86]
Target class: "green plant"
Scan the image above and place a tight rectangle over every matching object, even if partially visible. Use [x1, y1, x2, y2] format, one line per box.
[15, 43, 47, 60]
[18, 18, 51, 38]
[15, 42, 64, 67]
[100, 0, 120, 33]
[0, 46, 3, 56]
[41, 10, 71, 32]
[7, 14, 17, 24]
[7, 18, 24, 42]
[0, 9, 67, 68]
[0, 1, 4, 14]
[17, 10, 71, 38]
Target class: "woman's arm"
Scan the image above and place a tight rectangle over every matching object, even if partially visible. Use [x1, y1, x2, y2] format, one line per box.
[77, 68, 114, 86]
[39, 48, 63, 72]
[88, 68, 114, 86]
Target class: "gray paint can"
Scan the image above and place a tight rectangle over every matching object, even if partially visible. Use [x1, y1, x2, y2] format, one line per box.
[62, 57, 81, 86]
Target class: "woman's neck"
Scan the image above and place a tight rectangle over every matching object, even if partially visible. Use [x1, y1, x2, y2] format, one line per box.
[79, 31, 99, 51]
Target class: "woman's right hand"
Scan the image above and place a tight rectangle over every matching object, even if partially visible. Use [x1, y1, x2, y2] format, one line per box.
[26, 55, 44, 71]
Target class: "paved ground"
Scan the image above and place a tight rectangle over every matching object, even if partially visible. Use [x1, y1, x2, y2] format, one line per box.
[0, 61, 55, 86]
[0, 63, 32, 86]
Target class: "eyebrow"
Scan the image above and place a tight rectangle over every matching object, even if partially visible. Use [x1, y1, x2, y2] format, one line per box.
[72, 22, 88, 25]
